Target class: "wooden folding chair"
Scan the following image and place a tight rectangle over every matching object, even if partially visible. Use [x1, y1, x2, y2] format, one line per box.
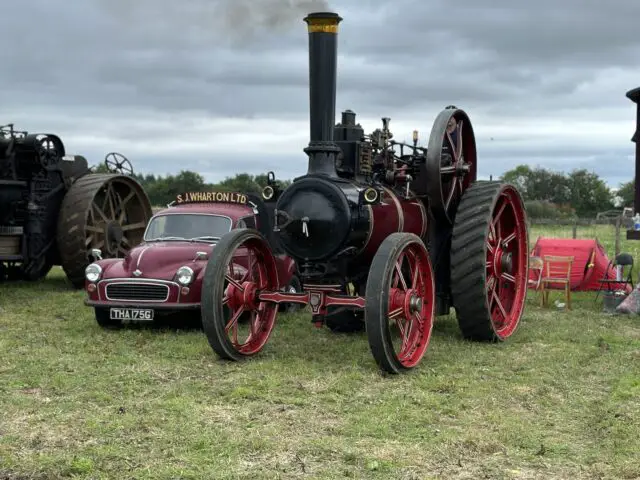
[528, 256, 544, 301]
[540, 255, 574, 310]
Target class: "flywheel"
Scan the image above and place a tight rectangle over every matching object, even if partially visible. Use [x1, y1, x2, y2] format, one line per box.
[56, 173, 152, 288]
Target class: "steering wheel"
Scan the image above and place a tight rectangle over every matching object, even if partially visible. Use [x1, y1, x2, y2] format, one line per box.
[36, 135, 61, 169]
[104, 152, 134, 175]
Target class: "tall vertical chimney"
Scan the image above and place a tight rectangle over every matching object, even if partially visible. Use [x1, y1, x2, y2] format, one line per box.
[626, 87, 640, 214]
[303, 12, 342, 177]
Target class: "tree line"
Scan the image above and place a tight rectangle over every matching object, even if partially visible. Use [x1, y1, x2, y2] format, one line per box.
[95, 163, 632, 219]
[94, 164, 292, 207]
[501, 165, 633, 219]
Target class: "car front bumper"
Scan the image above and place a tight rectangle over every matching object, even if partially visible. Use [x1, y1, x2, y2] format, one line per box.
[86, 277, 201, 314]
[84, 299, 200, 310]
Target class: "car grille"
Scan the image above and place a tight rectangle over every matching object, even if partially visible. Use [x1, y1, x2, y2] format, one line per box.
[105, 283, 170, 302]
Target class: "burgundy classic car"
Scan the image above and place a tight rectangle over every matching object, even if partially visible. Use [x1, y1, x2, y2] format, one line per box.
[83, 190, 300, 327]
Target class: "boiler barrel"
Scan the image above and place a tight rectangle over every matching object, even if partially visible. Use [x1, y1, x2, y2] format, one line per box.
[360, 189, 428, 259]
[274, 177, 428, 263]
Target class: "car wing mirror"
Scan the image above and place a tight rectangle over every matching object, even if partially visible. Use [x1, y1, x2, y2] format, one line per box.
[194, 251, 208, 261]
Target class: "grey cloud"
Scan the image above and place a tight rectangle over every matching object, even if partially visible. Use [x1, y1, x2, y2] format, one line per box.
[346, 0, 639, 68]
[335, 0, 640, 117]
[0, 0, 638, 185]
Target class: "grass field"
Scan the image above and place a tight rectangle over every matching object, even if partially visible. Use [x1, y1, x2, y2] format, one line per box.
[1, 224, 639, 480]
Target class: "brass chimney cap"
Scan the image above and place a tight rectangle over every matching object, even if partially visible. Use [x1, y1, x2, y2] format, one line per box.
[304, 12, 342, 33]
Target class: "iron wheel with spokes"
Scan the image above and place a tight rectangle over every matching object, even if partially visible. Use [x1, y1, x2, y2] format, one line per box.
[365, 232, 436, 374]
[201, 228, 280, 361]
[450, 181, 529, 341]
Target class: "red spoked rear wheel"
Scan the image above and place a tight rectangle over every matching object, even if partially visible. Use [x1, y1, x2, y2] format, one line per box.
[365, 233, 436, 374]
[201, 228, 280, 361]
[451, 182, 529, 341]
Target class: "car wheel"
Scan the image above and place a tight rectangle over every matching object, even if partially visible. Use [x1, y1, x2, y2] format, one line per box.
[95, 308, 122, 329]
[281, 275, 302, 313]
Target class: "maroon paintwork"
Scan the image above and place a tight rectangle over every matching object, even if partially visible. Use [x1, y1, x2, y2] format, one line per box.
[84, 201, 297, 320]
[360, 187, 428, 260]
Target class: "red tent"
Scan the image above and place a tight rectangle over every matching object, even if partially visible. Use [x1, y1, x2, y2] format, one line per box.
[528, 237, 632, 292]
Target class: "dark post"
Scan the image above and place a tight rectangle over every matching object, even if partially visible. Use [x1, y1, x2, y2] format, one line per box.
[303, 12, 342, 177]
[627, 87, 640, 214]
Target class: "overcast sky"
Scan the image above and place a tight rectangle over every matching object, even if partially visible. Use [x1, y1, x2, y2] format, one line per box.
[2, 0, 639, 187]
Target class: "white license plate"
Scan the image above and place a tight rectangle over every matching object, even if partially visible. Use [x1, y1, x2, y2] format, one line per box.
[109, 308, 154, 321]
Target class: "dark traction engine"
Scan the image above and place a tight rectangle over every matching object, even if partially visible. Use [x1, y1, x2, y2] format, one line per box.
[0, 124, 153, 287]
[200, 12, 530, 374]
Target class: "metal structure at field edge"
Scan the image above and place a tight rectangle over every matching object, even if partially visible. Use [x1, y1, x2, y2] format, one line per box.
[0, 125, 153, 287]
[626, 86, 640, 241]
[200, 11, 530, 374]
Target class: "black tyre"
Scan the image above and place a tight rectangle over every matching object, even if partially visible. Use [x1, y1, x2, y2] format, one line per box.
[365, 232, 436, 374]
[95, 308, 122, 329]
[450, 181, 529, 341]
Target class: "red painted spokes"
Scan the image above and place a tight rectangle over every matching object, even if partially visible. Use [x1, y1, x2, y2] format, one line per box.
[221, 243, 278, 355]
[387, 244, 435, 368]
[485, 186, 528, 338]
[440, 118, 472, 214]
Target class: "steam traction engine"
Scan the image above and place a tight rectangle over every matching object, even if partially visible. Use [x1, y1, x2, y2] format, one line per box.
[200, 12, 529, 374]
[0, 124, 152, 286]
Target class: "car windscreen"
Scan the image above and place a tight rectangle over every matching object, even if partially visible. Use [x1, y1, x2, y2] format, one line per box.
[143, 214, 232, 242]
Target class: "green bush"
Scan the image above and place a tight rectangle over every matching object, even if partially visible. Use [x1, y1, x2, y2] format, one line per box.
[525, 200, 576, 219]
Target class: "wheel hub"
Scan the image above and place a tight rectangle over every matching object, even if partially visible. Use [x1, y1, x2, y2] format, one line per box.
[501, 252, 513, 274]
[226, 280, 257, 311]
[242, 281, 259, 310]
[105, 221, 124, 254]
[389, 288, 425, 318]
[454, 158, 470, 176]
[392, 288, 423, 320]
[492, 248, 514, 277]
[409, 294, 422, 313]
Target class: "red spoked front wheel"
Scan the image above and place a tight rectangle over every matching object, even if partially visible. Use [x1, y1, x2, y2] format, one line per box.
[201, 228, 280, 361]
[451, 181, 529, 341]
[365, 233, 436, 374]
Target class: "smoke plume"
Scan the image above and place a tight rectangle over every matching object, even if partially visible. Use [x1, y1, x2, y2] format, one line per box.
[213, 0, 331, 32]
[98, 0, 331, 46]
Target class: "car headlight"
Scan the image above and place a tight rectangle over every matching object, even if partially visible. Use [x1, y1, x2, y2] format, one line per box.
[85, 263, 102, 282]
[176, 266, 194, 285]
